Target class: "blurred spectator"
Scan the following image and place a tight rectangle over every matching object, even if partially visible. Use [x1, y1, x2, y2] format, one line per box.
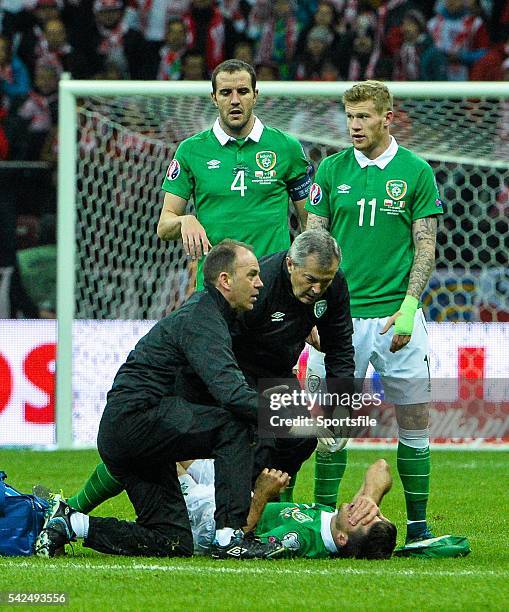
[92, 0, 143, 79]
[428, 0, 490, 80]
[0, 33, 30, 114]
[3, 0, 63, 79]
[393, 9, 448, 80]
[255, 61, 279, 80]
[347, 19, 377, 79]
[180, 48, 207, 79]
[183, 0, 227, 74]
[254, 0, 300, 80]
[17, 213, 57, 318]
[232, 39, 254, 64]
[295, 0, 339, 56]
[294, 25, 336, 80]
[334, 2, 377, 79]
[36, 17, 82, 76]
[16, 58, 58, 160]
[471, 32, 509, 79]
[157, 17, 188, 80]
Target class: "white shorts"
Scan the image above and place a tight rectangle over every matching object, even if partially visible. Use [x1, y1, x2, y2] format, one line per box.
[307, 309, 430, 405]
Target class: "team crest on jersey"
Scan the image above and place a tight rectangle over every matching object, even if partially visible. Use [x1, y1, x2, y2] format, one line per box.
[166, 159, 180, 180]
[255, 150, 277, 171]
[309, 183, 322, 206]
[281, 532, 301, 551]
[314, 300, 327, 318]
[307, 374, 321, 394]
[386, 180, 407, 200]
[281, 507, 313, 523]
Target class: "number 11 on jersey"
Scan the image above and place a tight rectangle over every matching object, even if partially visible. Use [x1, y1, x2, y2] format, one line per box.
[231, 170, 247, 197]
[357, 198, 376, 226]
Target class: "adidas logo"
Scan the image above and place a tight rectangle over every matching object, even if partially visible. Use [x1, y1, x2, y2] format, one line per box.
[207, 159, 221, 169]
[271, 311, 285, 322]
[337, 184, 351, 194]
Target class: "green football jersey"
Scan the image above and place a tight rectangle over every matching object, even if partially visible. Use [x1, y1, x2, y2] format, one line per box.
[162, 118, 310, 288]
[256, 502, 337, 559]
[305, 141, 443, 317]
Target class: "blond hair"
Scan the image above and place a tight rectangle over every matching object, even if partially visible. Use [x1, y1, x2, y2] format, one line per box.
[342, 80, 393, 115]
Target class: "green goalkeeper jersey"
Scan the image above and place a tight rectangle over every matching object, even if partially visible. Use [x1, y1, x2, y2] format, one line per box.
[305, 138, 443, 318]
[256, 502, 338, 559]
[162, 117, 311, 288]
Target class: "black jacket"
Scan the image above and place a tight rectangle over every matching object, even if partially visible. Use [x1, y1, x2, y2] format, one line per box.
[107, 287, 258, 423]
[233, 251, 355, 383]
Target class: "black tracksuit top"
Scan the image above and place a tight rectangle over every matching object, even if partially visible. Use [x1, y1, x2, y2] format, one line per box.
[233, 250, 355, 382]
[107, 286, 259, 423]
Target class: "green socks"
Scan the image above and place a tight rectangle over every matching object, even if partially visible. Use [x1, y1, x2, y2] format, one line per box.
[67, 462, 124, 513]
[314, 448, 347, 507]
[397, 441, 430, 540]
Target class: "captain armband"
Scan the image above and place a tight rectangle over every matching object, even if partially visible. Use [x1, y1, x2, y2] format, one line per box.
[287, 164, 314, 201]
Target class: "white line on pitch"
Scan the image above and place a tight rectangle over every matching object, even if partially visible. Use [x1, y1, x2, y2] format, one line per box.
[4, 561, 508, 578]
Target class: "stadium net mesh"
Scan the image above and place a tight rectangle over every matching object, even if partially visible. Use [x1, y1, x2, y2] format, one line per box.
[75, 91, 509, 322]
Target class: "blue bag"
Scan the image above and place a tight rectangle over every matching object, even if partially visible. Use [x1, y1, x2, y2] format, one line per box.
[0, 471, 49, 556]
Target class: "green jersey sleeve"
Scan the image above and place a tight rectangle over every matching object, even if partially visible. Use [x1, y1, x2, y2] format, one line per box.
[304, 160, 331, 217]
[412, 162, 444, 220]
[257, 524, 318, 558]
[161, 141, 194, 200]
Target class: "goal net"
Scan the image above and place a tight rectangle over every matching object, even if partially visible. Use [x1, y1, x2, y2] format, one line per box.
[57, 80, 509, 447]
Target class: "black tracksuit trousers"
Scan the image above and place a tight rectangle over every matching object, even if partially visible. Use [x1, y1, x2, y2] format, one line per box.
[84, 397, 254, 557]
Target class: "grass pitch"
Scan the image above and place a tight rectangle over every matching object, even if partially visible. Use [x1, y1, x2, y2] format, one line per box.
[0, 449, 508, 611]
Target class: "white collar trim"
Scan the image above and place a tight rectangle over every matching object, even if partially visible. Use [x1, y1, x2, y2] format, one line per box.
[320, 510, 339, 553]
[212, 116, 264, 145]
[354, 135, 399, 169]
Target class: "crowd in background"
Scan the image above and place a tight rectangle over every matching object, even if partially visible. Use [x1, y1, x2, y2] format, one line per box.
[1, 0, 508, 319]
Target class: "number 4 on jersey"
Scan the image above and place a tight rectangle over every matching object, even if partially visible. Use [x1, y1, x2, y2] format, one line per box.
[231, 170, 247, 197]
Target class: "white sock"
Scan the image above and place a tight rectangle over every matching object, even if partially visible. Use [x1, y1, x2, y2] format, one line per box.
[70, 512, 89, 539]
[178, 474, 196, 495]
[215, 527, 235, 546]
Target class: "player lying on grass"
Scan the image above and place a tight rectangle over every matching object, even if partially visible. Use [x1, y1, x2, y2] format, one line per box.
[181, 458, 397, 560]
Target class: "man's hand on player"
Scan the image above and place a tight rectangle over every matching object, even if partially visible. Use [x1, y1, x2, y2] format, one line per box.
[180, 215, 212, 259]
[254, 468, 291, 500]
[305, 326, 321, 351]
[347, 495, 380, 526]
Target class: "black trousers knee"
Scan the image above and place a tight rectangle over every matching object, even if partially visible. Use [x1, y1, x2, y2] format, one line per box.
[86, 397, 254, 557]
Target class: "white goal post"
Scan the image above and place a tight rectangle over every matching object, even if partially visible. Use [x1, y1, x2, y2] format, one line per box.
[57, 79, 509, 449]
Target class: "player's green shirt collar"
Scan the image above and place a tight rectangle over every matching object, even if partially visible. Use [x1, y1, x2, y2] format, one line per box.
[212, 116, 264, 145]
[321, 510, 339, 553]
[354, 135, 399, 169]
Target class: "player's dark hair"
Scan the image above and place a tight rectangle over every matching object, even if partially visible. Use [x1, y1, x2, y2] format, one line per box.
[203, 239, 255, 287]
[211, 59, 257, 93]
[288, 229, 341, 269]
[336, 520, 397, 560]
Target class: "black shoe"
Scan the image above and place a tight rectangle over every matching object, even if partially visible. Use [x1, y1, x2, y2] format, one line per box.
[35, 495, 77, 558]
[210, 529, 285, 560]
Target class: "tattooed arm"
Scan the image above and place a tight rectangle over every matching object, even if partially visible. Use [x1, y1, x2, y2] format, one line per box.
[380, 216, 438, 352]
[407, 216, 438, 299]
[306, 213, 330, 231]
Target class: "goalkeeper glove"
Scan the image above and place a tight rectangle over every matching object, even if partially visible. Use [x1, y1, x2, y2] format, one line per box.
[393, 295, 419, 336]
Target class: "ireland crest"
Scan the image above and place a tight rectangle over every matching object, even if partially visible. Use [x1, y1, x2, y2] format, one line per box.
[255, 150, 277, 171]
[314, 300, 327, 318]
[386, 180, 407, 200]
